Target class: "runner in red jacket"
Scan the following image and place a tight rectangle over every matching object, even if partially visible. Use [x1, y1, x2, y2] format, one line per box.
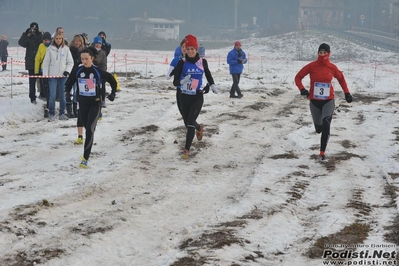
[294, 43, 353, 161]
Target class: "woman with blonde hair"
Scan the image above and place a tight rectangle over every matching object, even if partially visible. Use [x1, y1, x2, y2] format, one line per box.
[42, 33, 73, 121]
[66, 34, 85, 118]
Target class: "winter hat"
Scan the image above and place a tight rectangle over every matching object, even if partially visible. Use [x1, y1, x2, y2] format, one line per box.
[30, 22, 39, 30]
[234, 41, 242, 47]
[185, 34, 198, 50]
[43, 32, 51, 41]
[98, 31, 106, 38]
[93, 36, 103, 45]
[318, 43, 330, 53]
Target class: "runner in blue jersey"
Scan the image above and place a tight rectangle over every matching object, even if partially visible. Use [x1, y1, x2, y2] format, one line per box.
[172, 34, 218, 159]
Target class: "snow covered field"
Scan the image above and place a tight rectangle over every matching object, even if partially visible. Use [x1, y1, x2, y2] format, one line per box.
[0, 30, 398, 265]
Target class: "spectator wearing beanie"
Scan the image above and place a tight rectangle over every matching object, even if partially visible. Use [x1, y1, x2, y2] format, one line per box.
[34, 31, 52, 116]
[172, 34, 218, 159]
[92, 36, 108, 108]
[98, 31, 111, 56]
[227, 40, 247, 99]
[294, 43, 353, 161]
[0, 35, 9, 71]
[18, 22, 43, 104]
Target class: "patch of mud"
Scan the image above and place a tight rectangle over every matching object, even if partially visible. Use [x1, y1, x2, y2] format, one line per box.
[214, 220, 248, 228]
[340, 140, 357, 149]
[238, 208, 263, 220]
[173, 208, 266, 265]
[0, 177, 13, 186]
[287, 180, 309, 203]
[384, 215, 399, 245]
[387, 172, 399, 180]
[170, 256, 207, 266]
[353, 94, 384, 104]
[244, 102, 272, 111]
[308, 204, 328, 211]
[276, 107, 294, 117]
[346, 189, 372, 218]
[393, 128, 399, 141]
[119, 125, 159, 141]
[70, 223, 113, 237]
[218, 112, 248, 120]
[180, 229, 243, 251]
[270, 151, 299, 159]
[2, 248, 65, 266]
[306, 222, 371, 259]
[311, 152, 366, 172]
[383, 183, 398, 208]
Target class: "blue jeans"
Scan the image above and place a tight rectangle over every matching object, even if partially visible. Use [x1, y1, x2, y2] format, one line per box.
[48, 77, 67, 116]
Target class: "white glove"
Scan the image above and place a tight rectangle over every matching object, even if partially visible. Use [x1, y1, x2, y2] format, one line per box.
[211, 84, 218, 94]
[180, 75, 191, 85]
[165, 66, 174, 80]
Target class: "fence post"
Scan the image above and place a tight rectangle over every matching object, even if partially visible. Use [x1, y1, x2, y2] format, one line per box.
[10, 57, 13, 98]
[146, 58, 148, 78]
[125, 54, 127, 78]
[113, 53, 116, 74]
[247, 53, 249, 71]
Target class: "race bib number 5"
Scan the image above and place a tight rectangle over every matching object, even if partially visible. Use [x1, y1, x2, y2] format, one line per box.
[313, 82, 330, 99]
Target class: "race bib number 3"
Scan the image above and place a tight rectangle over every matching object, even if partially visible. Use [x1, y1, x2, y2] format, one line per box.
[78, 78, 96, 97]
[313, 82, 330, 99]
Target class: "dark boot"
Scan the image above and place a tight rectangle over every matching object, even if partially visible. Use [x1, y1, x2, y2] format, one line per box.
[66, 104, 75, 118]
[73, 103, 78, 118]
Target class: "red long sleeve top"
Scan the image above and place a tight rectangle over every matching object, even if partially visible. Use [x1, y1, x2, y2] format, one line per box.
[295, 54, 350, 101]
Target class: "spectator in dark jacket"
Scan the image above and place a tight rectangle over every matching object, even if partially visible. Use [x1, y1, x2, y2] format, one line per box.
[98, 31, 111, 57]
[0, 35, 9, 71]
[18, 22, 43, 104]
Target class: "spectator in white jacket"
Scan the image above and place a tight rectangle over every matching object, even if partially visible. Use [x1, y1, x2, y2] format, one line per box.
[42, 33, 73, 121]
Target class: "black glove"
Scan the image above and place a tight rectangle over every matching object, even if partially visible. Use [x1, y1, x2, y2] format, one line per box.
[25, 28, 32, 34]
[63, 71, 69, 77]
[107, 93, 115, 101]
[345, 93, 353, 103]
[203, 83, 210, 94]
[300, 88, 309, 97]
[237, 59, 243, 64]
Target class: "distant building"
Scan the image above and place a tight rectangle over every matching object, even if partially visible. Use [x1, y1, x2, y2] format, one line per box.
[129, 13, 184, 40]
[298, 0, 344, 30]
